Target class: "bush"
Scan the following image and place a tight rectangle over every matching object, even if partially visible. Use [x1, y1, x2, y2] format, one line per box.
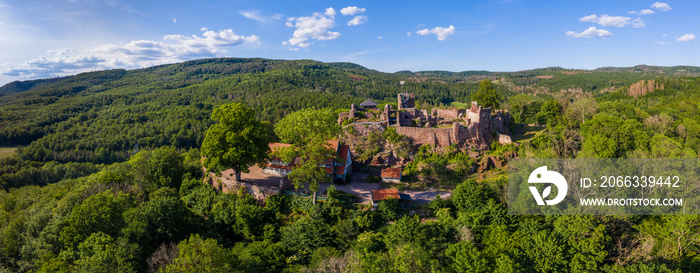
[452, 179, 493, 213]
[366, 175, 381, 183]
[290, 195, 314, 213]
[327, 185, 358, 203]
[354, 231, 386, 254]
[377, 198, 402, 222]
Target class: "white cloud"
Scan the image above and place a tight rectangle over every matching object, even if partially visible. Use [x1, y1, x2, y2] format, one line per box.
[284, 10, 341, 49]
[325, 7, 336, 17]
[172, 18, 176, 23]
[677, 33, 695, 42]
[651, 2, 671, 11]
[347, 15, 367, 26]
[96, 29, 260, 63]
[566, 27, 613, 39]
[629, 9, 656, 15]
[2, 50, 106, 78]
[657, 41, 666, 45]
[632, 18, 646, 28]
[200, 27, 208, 31]
[239, 10, 283, 23]
[416, 25, 456, 41]
[340, 6, 366, 16]
[580, 14, 632, 27]
[406, 32, 412, 37]
[377, 36, 383, 40]
[2, 29, 260, 79]
[579, 14, 599, 22]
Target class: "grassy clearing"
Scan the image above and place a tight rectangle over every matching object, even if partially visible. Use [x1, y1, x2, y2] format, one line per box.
[0, 147, 18, 159]
[510, 125, 546, 143]
[449, 101, 469, 108]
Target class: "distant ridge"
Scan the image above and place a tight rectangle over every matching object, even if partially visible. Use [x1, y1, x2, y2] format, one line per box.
[3, 58, 700, 93]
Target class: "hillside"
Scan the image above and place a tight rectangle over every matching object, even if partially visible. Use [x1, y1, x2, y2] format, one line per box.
[0, 58, 694, 167]
[0, 58, 511, 165]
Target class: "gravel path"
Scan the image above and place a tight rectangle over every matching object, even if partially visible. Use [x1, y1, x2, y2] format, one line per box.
[403, 190, 451, 203]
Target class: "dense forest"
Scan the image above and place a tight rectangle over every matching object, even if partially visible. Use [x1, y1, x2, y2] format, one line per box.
[1, 58, 700, 272]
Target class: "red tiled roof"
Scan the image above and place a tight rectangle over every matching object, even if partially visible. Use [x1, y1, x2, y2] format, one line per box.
[381, 167, 401, 178]
[325, 139, 339, 150]
[372, 189, 400, 202]
[267, 164, 292, 170]
[338, 145, 350, 162]
[269, 142, 292, 151]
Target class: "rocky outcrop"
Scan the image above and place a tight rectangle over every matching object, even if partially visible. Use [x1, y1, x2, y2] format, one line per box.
[208, 174, 281, 202]
[629, 80, 664, 98]
[498, 133, 512, 145]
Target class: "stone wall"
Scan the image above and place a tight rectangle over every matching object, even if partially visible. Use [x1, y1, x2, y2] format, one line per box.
[476, 107, 494, 142]
[380, 104, 391, 122]
[337, 112, 349, 125]
[397, 108, 426, 126]
[455, 123, 477, 143]
[395, 127, 454, 147]
[349, 123, 385, 135]
[435, 108, 466, 120]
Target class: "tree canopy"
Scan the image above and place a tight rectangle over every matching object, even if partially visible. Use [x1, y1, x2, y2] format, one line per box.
[201, 103, 271, 181]
[273, 108, 339, 146]
[472, 79, 502, 109]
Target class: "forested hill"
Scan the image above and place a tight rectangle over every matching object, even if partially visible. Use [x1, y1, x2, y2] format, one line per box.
[0, 58, 512, 167]
[0, 57, 695, 169]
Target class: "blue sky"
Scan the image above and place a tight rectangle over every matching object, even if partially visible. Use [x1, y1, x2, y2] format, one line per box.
[0, 0, 697, 85]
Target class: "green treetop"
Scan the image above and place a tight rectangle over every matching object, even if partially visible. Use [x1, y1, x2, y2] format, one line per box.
[201, 103, 271, 181]
[273, 108, 339, 146]
[472, 79, 502, 109]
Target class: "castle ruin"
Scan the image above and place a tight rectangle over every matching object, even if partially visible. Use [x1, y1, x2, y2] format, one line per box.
[338, 93, 512, 148]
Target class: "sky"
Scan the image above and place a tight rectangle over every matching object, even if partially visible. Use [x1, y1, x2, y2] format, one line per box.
[0, 0, 697, 86]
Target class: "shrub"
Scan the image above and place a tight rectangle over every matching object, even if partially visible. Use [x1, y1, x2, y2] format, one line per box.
[377, 198, 402, 222]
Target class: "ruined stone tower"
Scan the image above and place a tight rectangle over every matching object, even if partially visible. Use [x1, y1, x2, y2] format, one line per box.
[397, 93, 415, 109]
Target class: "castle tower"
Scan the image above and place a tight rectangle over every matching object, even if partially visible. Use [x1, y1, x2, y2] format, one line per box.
[397, 93, 415, 110]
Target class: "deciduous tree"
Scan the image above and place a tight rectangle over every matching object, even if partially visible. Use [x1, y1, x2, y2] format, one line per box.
[201, 103, 271, 181]
[472, 79, 502, 109]
[274, 108, 339, 146]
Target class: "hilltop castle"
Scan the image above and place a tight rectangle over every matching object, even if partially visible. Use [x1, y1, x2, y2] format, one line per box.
[338, 93, 512, 148]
